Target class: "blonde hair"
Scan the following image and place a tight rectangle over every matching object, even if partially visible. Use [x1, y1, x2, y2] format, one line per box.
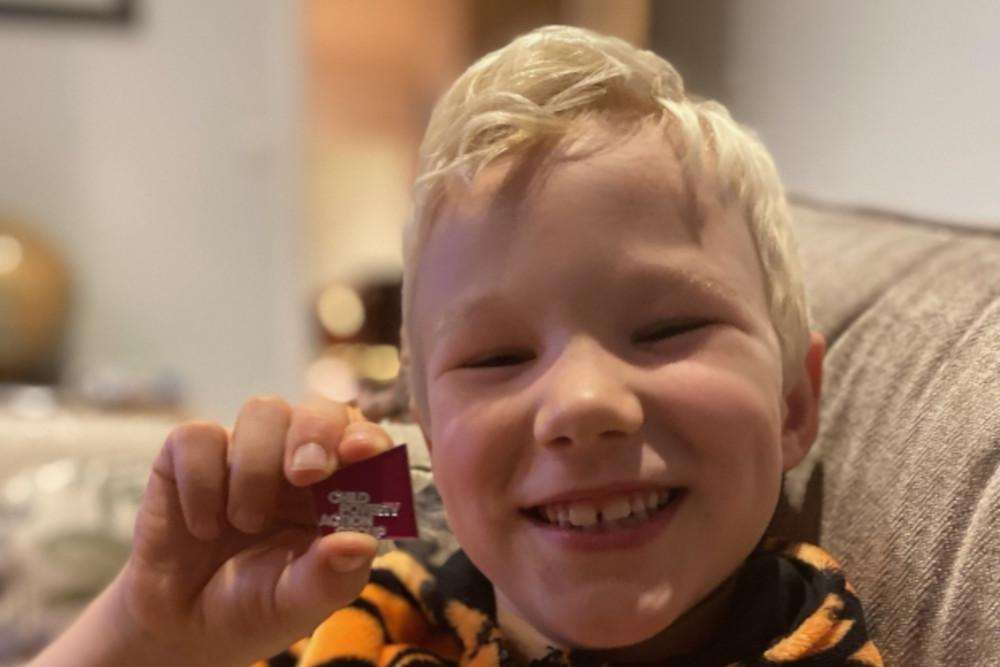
[400, 25, 810, 417]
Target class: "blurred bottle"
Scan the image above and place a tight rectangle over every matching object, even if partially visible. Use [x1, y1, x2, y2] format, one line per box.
[0, 220, 71, 386]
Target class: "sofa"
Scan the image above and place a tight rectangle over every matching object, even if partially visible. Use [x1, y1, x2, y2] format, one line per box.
[772, 201, 999, 665]
[1, 201, 997, 665]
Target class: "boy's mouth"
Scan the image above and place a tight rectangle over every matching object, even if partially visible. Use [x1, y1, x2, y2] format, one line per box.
[521, 487, 685, 531]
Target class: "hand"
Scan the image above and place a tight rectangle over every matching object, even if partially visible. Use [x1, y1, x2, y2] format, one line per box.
[115, 396, 394, 666]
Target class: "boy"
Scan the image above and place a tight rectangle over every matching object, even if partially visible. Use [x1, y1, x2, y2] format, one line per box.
[31, 26, 882, 666]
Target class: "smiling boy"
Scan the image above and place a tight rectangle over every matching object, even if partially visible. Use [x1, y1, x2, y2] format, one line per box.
[404, 116, 823, 662]
[30, 25, 881, 667]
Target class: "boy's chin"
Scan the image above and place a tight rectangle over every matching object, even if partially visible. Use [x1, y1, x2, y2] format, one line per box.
[531, 592, 683, 650]
[560, 619, 672, 650]
[520, 570, 740, 657]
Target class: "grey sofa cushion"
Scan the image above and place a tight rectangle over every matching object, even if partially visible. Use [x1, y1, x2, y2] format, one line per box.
[775, 203, 1000, 666]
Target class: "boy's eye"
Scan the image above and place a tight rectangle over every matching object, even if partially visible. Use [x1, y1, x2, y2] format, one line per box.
[633, 320, 708, 343]
[463, 351, 531, 369]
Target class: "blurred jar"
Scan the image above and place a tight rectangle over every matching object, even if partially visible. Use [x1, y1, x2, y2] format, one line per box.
[0, 221, 71, 385]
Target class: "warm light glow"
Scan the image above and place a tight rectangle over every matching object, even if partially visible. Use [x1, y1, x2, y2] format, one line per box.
[0, 235, 24, 275]
[359, 344, 400, 382]
[7, 385, 57, 419]
[306, 355, 360, 403]
[316, 283, 365, 337]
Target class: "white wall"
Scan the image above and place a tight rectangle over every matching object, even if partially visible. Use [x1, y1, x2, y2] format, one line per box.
[0, 1, 308, 422]
[655, 0, 1000, 230]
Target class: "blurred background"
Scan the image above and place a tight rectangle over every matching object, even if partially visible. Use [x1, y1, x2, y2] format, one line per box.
[0, 1, 996, 661]
[1, 0, 997, 424]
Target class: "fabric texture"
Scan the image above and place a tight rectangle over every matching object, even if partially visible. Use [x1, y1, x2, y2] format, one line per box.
[261, 538, 881, 667]
[770, 203, 1000, 666]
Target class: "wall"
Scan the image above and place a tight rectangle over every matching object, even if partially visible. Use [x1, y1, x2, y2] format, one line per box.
[0, 1, 307, 422]
[306, 0, 469, 291]
[653, 0, 999, 230]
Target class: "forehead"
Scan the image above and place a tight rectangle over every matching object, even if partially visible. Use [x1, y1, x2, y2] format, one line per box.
[440, 119, 702, 244]
[411, 119, 768, 344]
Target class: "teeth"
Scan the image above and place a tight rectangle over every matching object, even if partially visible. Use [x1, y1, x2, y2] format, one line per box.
[556, 505, 570, 527]
[535, 488, 677, 528]
[567, 503, 597, 527]
[544, 505, 558, 524]
[630, 493, 650, 520]
[600, 496, 632, 522]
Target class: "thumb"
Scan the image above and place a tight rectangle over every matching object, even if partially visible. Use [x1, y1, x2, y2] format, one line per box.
[273, 531, 379, 632]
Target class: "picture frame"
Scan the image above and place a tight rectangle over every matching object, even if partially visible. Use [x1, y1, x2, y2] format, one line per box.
[0, 0, 134, 24]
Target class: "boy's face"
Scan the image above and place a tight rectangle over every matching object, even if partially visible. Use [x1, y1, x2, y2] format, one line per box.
[409, 120, 822, 649]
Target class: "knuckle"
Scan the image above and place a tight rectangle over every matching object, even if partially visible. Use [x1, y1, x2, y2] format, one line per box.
[244, 394, 293, 419]
[166, 420, 227, 452]
[342, 420, 393, 449]
[182, 457, 222, 488]
[346, 419, 384, 437]
[289, 408, 347, 444]
[232, 467, 274, 492]
[301, 396, 352, 423]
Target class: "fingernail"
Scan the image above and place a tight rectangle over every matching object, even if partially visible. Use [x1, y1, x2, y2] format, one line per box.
[329, 553, 371, 573]
[291, 441, 329, 472]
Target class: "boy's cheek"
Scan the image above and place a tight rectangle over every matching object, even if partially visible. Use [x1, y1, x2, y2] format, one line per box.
[428, 425, 503, 512]
[658, 364, 782, 438]
[430, 393, 525, 461]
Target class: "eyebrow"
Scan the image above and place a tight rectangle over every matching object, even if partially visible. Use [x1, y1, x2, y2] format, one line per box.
[432, 262, 747, 341]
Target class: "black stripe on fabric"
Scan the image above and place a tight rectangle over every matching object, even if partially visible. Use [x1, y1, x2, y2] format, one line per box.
[431, 550, 497, 620]
[266, 651, 299, 667]
[351, 596, 392, 644]
[371, 566, 426, 617]
[752, 588, 877, 667]
[418, 577, 449, 632]
[474, 622, 498, 653]
[794, 591, 877, 666]
[528, 648, 570, 667]
[386, 645, 458, 666]
[315, 659, 378, 667]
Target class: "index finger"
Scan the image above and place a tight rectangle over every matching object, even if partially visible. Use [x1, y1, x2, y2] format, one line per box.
[283, 399, 392, 487]
[337, 418, 395, 466]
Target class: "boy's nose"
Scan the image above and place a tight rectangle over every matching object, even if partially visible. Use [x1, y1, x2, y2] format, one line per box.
[533, 340, 644, 449]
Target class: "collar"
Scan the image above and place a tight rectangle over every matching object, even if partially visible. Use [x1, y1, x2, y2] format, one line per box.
[419, 538, 878, 667]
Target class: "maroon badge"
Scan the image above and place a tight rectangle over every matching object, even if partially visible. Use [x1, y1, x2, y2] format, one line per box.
[309, 443, 419, 539]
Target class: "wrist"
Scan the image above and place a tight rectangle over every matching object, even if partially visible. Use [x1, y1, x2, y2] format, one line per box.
[28, 566, 214, 667]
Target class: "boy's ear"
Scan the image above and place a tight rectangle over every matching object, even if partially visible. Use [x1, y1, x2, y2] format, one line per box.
[780, 330, 826, 471]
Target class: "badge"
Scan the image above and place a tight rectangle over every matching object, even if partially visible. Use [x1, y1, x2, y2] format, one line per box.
[310, 443, 419, 539]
